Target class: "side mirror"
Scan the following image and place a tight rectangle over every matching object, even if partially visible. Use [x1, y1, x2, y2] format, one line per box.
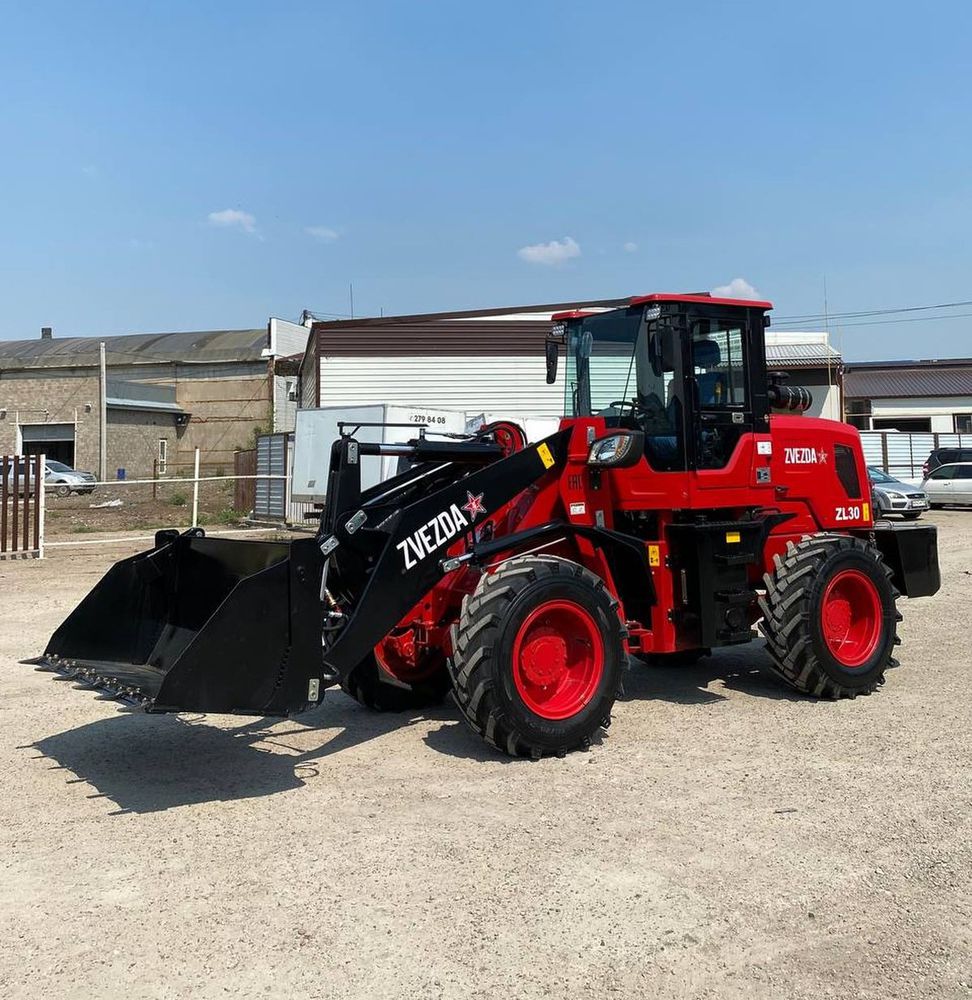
[587, 430, 645, 468]
[544, 338, 559, 384]
[648, 323, 676, 374]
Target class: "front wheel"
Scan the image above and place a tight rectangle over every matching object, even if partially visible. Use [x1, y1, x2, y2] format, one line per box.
[340, 641, 450, 712]
[55, 484, 71, 498]
[449, 555, 625, 758]
[758, 535, 900, 698]
[902, 512, 922, 521]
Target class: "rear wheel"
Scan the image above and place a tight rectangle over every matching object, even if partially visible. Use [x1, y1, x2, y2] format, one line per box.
[340, 639, 450, 712]
[449, 555, 625, 758]
[758, 535, 900, 698]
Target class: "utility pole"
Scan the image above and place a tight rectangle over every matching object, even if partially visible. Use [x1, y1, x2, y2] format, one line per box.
[99, 341, 107, 481]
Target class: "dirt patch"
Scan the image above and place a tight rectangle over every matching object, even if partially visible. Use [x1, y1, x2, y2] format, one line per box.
[43, 479, 246, 537]
[1, 513, 970, 999]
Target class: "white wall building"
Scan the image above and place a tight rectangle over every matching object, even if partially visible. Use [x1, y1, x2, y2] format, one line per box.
[298, 303, 842, 423]
[843, 359, 972, 433]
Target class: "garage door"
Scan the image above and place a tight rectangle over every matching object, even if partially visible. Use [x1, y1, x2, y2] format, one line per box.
[20, 423, 76, 465]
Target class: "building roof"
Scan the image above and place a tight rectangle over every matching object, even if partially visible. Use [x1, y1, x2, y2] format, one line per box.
[765, 342, 842, 368]
[844, 358, 972, 398]
[0, 328, 268, 370]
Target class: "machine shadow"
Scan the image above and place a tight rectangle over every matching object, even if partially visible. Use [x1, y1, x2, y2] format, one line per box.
[26, 644, 804, 812]
[624, 642, 808, 705]
[24, 691, 465, 815]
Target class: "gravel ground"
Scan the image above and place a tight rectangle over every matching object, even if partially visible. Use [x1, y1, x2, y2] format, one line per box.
[1, 513, 970, 1000]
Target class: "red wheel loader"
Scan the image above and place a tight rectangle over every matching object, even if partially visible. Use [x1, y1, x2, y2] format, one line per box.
[32, 294, 941, 758]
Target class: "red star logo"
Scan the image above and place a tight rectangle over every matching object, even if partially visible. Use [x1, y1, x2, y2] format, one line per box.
[462, 491, 486, 519]
[817, 449, 829, 463]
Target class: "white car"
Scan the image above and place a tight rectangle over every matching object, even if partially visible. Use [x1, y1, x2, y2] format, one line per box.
[45, 460, 97, 498]
[920, 462, 972, 508]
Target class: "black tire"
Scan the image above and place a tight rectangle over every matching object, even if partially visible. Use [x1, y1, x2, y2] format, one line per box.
[448, 555, 625, 759]
[930, 503, 944, 510]
[340, 650, 450, 712]
[55, 484, 71, 498]
[758, 535, 901, 698]
[902, 512, 922, 521]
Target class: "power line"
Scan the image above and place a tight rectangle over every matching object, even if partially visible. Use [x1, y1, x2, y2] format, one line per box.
[774, 311, 972, 331]
[774, 298, 972, 323]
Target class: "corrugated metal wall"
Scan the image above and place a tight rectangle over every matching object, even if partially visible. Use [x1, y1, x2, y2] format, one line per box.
[254, 433, 288, 519]
[860, 430, 971, 480]
[318, 355, 566, 418]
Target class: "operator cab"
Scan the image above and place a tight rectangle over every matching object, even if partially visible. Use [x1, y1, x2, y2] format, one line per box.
[549, 294, 773, 472]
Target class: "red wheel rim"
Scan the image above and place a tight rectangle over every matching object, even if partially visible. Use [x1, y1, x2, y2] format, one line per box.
[511, 600, 605, 720]
[820, 569, 883, 668]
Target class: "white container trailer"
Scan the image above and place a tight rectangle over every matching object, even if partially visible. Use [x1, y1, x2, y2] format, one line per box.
[291, 404, 467, 503]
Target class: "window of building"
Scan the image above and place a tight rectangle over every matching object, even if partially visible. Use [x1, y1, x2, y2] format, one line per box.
[872, 417, 932, 432]
[954, 413, 972, 434]
[158, 438, 168, 475]
[845, 398, 871, 431]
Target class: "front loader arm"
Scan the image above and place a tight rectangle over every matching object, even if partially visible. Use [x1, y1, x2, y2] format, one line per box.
[317, 430, 572, 681]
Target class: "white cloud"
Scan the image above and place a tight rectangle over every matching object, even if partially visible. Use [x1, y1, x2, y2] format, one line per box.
[517, 236, 581, 266]
[711, 277, 761, 299]
[305, 225, 339, 243]
[208, 208, 257, 234]
[623, 241, 638, 253]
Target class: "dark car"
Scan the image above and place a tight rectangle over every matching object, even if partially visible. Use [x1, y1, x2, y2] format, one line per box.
[867, 467, 928, 520]
[922, 446, 972, 478]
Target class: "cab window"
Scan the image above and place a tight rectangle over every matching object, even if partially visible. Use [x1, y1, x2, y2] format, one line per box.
[929, 465, 956, 479]
[691, 323, 747, 407]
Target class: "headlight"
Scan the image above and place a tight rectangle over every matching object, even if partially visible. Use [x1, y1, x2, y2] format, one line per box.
[883, 491, 903, 499]
[587, 431, 644, 468]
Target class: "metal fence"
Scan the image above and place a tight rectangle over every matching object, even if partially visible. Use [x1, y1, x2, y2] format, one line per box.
[1, 453, 44, 558]
[860, 431, 970, 481]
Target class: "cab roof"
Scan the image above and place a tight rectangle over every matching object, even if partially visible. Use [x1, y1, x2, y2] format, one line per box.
[552, 293, 773, 322]
[629, 293, 774, 310]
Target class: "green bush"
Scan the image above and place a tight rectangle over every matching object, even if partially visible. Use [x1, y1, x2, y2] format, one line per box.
[169, 492, 188, 506]
[72, 524, 95, 534]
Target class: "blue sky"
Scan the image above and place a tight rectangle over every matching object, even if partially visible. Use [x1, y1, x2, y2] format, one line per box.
[1, 1, 971, 359]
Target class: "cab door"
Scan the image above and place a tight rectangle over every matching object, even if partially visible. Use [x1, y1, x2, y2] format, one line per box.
[684, 316, 777, 511]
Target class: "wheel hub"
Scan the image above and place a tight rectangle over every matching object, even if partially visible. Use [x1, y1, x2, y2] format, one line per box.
[512, 599, 605, 720]
[519, 630, 568, 686]
[820, 568, 882, 668]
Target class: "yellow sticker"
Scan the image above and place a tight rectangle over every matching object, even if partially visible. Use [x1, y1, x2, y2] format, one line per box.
[725, 531, 741, 544]
[648, 544, 660, 567]
[863, 502, 870, 521]
[537, 442, 555, 469]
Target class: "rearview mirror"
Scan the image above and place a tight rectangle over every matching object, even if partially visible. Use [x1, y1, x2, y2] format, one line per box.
[544, 338, 559, 384]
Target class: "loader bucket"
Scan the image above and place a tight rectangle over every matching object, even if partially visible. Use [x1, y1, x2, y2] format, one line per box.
[36, 532, 323, 715]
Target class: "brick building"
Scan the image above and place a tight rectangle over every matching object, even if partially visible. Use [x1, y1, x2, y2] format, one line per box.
[0, 319, 306, 477]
